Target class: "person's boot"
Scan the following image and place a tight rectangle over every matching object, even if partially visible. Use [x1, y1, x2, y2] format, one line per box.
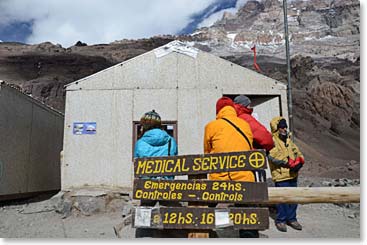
[287, 221, 302, 230]
[275, 222, 287, 232]
[239, 230, 259, 238]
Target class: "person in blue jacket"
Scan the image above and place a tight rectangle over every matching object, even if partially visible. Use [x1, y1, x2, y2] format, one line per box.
[134, 110, 182, 238]
[134, 110, 177, 181]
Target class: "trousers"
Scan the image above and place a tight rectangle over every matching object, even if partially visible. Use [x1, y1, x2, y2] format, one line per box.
[275, 178, 298, 224]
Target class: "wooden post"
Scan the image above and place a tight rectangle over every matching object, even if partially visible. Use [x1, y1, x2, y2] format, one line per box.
[188, 173, 210, 238]
[267, 187, 360, 204]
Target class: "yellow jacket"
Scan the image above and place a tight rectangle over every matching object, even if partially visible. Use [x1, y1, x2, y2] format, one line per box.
[268, 116, 304, 182]
[204, 106, 255, 182]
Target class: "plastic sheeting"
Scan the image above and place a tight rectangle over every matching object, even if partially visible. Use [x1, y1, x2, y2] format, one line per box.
[154, 41, 198, 59]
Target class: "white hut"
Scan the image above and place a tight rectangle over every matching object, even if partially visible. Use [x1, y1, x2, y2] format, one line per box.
[62, 41, 288, 191]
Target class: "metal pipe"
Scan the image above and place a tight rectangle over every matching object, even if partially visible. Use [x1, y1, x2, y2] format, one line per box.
[282, 0, 294, 138]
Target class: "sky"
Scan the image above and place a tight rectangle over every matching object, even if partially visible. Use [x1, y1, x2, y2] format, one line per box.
[0, 0, 248, 47]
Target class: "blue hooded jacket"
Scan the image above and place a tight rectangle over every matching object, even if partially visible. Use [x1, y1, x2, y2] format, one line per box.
[134, 128, 177, 180]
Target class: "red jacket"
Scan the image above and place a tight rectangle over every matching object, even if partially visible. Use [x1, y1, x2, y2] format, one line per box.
[234, 104, 274, 152]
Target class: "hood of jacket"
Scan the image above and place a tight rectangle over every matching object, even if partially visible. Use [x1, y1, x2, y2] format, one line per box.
[270, 116, 292, 138]
[270, 116, 284, 134]
[234, 104, 253, 116]
[216, 105, 237, 120]
[140, 128, 171, 147]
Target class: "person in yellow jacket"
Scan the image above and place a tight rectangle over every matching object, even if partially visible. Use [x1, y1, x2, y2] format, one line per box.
[268, 116, 305, 232]
[204, 96, 255, 182]
[204, 96, 257, 238]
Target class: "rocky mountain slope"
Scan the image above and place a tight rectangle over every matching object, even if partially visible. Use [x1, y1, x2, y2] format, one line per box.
[0, 0, 359, 179]
[188, 0, 360, 178]
[190, 0, 359, 60]
[0, 38, 172, 111]
[190, 0, 360, 131]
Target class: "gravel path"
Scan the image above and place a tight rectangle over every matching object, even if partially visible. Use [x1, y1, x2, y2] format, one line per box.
[0, 203, 360, 239]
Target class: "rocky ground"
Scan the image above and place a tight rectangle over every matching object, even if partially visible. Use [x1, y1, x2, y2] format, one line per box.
[0, 176, 360, 239]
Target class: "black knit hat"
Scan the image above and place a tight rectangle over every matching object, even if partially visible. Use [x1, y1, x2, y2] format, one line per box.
[140, 110, 161, 130]
[277, 118, 288, 129]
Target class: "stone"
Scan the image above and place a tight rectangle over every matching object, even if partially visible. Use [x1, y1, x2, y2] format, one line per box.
[322, 181, 332, 186]
[113, 214, 133, 238]
[345, 179, 353, 184]
[50, 191, 66, 208]
[105, 193, 129, 213]
[20, 200, 54, 214]
[75, 196, 106, 216]
[72, 190, 106, 197]
[121, 203, 133, 218]
[55, 199, 72, 219]
[334, 182, 346, 187]
[352, 179, 360, 185]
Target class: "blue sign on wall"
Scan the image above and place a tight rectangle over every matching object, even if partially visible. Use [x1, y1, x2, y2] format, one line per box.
[73, 122, 97, 135]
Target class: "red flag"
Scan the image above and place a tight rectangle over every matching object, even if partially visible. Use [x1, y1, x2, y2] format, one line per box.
[251, 45, 261, 72]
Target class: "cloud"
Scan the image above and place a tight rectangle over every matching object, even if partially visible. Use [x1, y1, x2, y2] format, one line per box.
[197, 0, 248, 28]
[198, 8, 236, 28]
[0, 0, 216, 47]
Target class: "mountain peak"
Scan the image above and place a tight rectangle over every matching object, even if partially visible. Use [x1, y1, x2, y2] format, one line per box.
[189, 0, 359, 61]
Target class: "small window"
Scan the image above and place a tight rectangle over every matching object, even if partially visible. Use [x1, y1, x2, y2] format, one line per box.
[132, 121, 178, 159]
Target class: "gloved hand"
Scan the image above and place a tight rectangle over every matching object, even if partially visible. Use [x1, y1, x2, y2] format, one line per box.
[288, 157, 305, 168]
[295, 157, 305, 165]
[288, 158, 296, 168]
[290, 163, 303, 172]
[288, 157, 304, 172]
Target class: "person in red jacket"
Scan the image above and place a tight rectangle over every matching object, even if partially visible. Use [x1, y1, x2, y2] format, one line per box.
[234, 95, 274, 151]
[234, 95, 274, 181]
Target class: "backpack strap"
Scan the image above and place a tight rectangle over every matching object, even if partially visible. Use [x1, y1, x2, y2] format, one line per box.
[222, 118, 252, 149]
[222, 118, 261, 182]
